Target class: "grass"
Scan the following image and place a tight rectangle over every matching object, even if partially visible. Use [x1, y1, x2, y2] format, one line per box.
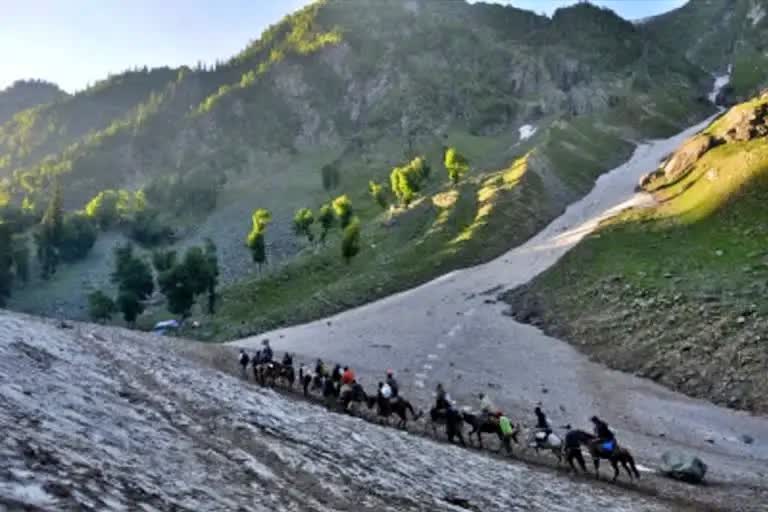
[504, 97, 768, 411]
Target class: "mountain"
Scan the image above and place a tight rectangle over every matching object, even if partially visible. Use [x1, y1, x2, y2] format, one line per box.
[645, 0, 768, 100]
[0, 80, 67, 126]
[503, 91, 768, 413]
[0, 0, 715, 326]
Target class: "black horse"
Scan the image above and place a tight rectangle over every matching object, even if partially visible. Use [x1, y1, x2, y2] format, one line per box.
[368, 395, 421, 429]
[461, 412, 518, 451]
[427, 407, 465, 446]
[339, 383, 368, 413]
[566, 430, 640, 481]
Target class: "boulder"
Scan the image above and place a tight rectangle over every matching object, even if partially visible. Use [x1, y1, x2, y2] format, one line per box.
[659, 134, 714, 182]
[660, 450, 707, 484]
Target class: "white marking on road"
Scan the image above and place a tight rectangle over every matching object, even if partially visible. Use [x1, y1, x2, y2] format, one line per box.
[423, 364, 433, 370]
[427, 354, 438, 360]
[447, 324, 461, 337]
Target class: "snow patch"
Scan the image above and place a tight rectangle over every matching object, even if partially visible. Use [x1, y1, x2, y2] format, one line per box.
[708, 67, 732, 105]
[748, 3, 765, 26]
[518, 124, 537, 141]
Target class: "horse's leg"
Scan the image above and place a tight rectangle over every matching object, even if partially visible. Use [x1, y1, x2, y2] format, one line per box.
[621, 460, 633, 481]
[576, 451, 587, 473]
[566, 451, 576, 472]
[593, 458, 600, 479]
[611, 459, 620, 482]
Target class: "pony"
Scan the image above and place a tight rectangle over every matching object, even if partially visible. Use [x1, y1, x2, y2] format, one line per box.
[461, 412, 518, 452]
[566, 430, 640, 482]
[427, 407, 465, 446]
[367, 395, 421, 429]
[525, 428, 563, 463]
[338, 382, 368, 414]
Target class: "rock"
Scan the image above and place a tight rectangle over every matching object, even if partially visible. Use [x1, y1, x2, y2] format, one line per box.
[741, 434, 754, 445]
[737, 316, 746, 324]
[715, 250, 724, 257]
[660, 134, 714, 182]
[660, 451, 707, 484]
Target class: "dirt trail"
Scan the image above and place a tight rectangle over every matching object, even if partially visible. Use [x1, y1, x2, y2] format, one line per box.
[2, 310, 691, 511]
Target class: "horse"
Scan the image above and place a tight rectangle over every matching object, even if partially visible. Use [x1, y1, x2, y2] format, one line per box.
[461, 412, 518, 451]
[525, 427, 563, 463]
[427, 407, 465, 446]
[368, 395, 421, 429]
[338, 383, 368, 414]
[276, 364, 295, 388]
[568, 430, 640, 482]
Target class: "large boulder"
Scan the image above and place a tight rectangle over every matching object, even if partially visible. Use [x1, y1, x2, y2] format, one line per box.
[659, 134, 714, 182]
[660, 450, 707, 484]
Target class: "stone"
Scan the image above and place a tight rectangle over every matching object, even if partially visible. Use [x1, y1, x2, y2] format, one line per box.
[660, 451, 708, 484]
[741, 434, 755, 445]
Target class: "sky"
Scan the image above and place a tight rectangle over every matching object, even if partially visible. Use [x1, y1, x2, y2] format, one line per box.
[1, 0, 687, 94]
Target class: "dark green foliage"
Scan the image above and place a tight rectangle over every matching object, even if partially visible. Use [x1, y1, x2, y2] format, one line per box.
[88, 290, 116, 323]
[444, 147, 470, 185]
[0, 224, 13, 306]
[321, 164, 341, 191]
[58, 213, 97, 262]
[204, 238, 219, 314]
[247, 208, 271, 268]
[11, 236, 30, 284]
[128, 209, 174, 246]
[111, 243, 153, 324]
[341, 218, 361, 264]
[157, 244, 218, 318]
[152, 249, 177, 274]
[111, 243, 154, 310]
[117, 291, 143, 324]
[368, 181, 388, 209]
[37, 183, 63, 279]
[293, 208, 315, 243]
[85, 190, 122, 229]
[318, 203, 335, 243]
[332, 194, 353, 229]
[390, 157, 428, 206]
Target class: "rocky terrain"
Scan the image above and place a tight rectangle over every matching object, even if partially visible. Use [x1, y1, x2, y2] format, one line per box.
[0, 309, 728, 512]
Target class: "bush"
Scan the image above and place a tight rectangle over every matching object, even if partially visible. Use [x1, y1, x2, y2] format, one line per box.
[88, 290, 116, 323]
[332, 195, 353, 229]
[341, 218, 361, 264]
[59, 213, 97, 262]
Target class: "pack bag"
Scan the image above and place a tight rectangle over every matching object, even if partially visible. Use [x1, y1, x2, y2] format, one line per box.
[499, 416, 514, 436]
[381, 383, 392, 399]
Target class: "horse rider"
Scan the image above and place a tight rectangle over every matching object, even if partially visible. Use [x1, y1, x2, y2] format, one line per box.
[251, 350, 261, 380]
[261, 340, 273, 363]
[238, 349, 250, 377]
[315, 359, 327, 378]
[435, 383, 452, 414]
[341, 366, 356, 386]
[591, 416, 616, 455]
[385, 369, 399, 400]
[377, 382, 393, 415]
[478, 393, 499, 424]
[534, 406, 553, 445]
[282, 352, 293, 367]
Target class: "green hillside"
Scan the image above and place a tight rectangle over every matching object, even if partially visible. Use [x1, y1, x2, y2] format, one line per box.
[504, 92, 768, 413]
[0, 0, 715, 327]
[645, 0, 768, 99]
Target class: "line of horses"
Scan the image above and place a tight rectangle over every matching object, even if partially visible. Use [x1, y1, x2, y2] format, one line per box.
[242, 358, 640, 483]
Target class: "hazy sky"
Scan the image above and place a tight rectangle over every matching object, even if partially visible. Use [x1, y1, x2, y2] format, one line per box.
[1, 0, 687, 93]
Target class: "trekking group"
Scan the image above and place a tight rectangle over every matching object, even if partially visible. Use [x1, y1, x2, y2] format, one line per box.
[238, 342, 639, 482]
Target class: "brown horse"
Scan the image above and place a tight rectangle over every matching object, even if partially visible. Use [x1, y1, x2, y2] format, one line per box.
[569, 430, 640, 481]
[462, 412, 518, 452]
[368, 395, 422, 429]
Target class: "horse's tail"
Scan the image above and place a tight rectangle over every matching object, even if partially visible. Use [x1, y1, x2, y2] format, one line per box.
[624, 450, 640, 479]
[406, 401, 420, 419]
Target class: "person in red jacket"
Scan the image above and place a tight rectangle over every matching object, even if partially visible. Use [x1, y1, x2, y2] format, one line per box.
[341, 366, 355, 385]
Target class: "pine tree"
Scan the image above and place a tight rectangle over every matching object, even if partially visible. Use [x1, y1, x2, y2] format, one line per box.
[332, 195, 353, 229]
[246, 209, 271, 271]
[203, 238, 219, 314]
[38, 182, 63, 279]
[341, 218, 361, 264]
[293, 208, 315, 243]
[318, 204, 335, 243]
[444, 147, 470, 185]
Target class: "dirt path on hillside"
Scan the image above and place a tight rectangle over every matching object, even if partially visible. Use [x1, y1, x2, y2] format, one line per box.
[234, 113, 768, 502]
